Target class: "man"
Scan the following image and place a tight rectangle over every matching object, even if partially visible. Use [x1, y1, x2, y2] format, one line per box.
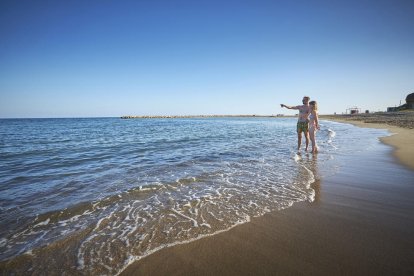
[280, 96, 311, 151]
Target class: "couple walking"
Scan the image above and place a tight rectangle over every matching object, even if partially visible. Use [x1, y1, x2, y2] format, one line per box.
[281, 96, 320, 153]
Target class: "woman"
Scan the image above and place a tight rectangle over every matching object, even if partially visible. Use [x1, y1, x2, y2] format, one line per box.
[309, 101, 320, 153]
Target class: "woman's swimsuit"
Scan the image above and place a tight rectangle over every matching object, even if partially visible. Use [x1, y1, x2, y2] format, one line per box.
[309, 113, 317, 131]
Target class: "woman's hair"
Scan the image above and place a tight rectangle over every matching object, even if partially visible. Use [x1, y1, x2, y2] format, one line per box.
[309, 101, 318, 111]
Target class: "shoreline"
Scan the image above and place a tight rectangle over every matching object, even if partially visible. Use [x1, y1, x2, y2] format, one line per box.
[321, 112, 414, 170]
[121, 115, 414, 275]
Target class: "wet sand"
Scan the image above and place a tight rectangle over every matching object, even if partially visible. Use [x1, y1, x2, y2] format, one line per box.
[121, 118, 414, 276]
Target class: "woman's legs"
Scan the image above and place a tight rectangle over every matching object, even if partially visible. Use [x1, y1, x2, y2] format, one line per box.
[309, 127, 317, 153]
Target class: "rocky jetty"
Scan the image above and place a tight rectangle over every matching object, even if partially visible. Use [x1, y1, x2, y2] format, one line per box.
[121, 115, 277, 119]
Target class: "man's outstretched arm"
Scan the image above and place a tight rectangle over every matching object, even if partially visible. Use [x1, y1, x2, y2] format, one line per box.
[280, 104, 298, 110]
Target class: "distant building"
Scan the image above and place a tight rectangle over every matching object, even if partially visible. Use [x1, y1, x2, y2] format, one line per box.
[387, 92, 414, 112]
[346, 107, 361, 114]
[406, 92, 414, 109]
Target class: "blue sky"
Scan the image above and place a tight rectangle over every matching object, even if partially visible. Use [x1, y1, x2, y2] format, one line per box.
[1, 0, 413, 117]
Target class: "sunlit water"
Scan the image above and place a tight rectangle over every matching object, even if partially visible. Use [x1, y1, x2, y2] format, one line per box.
[0, 117, 388, 275]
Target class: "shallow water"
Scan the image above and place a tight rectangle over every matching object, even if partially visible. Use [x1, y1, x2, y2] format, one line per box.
[0, 117, 388, 275]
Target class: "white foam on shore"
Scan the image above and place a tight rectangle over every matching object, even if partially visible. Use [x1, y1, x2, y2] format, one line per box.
[74, 161, 318, 275]
[33, 218, 50, 227]
[69, 153, 319, 275]
[115, 214, 252, 276]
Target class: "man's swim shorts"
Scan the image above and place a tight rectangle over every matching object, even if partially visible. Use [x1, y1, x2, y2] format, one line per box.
[297, 121, 309, 133]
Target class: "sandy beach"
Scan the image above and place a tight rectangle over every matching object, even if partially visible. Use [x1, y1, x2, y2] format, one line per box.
[121, 113, 414, 276]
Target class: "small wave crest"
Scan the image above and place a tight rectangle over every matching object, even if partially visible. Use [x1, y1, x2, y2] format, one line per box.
[1, 156, 315, 275]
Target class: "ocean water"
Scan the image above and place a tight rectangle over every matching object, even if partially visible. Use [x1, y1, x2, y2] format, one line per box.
[0, 117, 388, 275]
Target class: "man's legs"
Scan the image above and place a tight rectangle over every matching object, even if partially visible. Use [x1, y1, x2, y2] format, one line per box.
[304, 130, 310, 152]
[297, 132, 302, 150]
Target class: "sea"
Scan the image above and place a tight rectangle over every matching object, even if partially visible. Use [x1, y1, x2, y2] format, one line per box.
[0, 117, 389, 275]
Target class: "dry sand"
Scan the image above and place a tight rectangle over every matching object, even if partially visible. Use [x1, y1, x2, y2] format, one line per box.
[121, 115, 414, 276]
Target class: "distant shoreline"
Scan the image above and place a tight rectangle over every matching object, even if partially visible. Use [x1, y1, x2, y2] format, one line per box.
[320, 111, 414, 129]
[121, 111, 414, 129]
[120, 114, 290, 119]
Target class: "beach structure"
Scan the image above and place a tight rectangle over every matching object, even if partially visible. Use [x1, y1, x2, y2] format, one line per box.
[406, 92, 414, 109]
[387, 92, 414, 111]
[346, 107, 361, 114]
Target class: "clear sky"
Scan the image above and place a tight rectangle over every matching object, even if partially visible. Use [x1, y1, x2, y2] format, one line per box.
[1, 0, 413, 117]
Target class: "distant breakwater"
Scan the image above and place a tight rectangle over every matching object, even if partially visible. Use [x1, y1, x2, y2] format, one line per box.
[121, 115, 285, 119]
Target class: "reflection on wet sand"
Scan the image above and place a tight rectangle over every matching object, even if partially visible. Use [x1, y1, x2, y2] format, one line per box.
[294, 152, 321, 205]
[309, 154, 321, 205]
